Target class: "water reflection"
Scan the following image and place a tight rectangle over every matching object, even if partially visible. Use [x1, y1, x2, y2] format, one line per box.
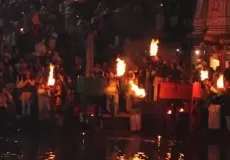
[0, 131, 228, 160]
[208, 145, 220, 160]
[0, 134, 186, 160]
[37, 150, 55, 160]
[78, 132, 89, 159]
[107, 135, 186, 160]
[178, 153, 185, 160]
[0, 137, 22, 160]
[166, 149, 171, 159]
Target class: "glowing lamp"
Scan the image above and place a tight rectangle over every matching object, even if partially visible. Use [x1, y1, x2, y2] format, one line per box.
[47, 64, 55, 86]
[195, 50, 200, 55]
[200, 70, 208, 81]
[217, 74, 224, 89]
[149, 39, 159, 56]
[179, 108, 184, 113]
[157, 135, 162, 142]
[167, 110, 172, 115]
[116, 58, 126, 77]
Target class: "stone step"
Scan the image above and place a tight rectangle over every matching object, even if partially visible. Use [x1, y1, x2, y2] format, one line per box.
[101, 116, 157, 131]
[101, 117, 130, 130]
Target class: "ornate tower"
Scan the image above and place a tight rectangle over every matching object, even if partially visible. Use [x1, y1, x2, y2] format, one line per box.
[193, 0, 209, 36]
[193, 0, 230, 71]
[194, 0, 230, 38]
[206, 0, 230, 36]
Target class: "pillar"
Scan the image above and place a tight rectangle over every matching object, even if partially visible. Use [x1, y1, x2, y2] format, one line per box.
[86, 31, 96, 77]
[193, 0, 209, 36]
[220, 50, 225, 72]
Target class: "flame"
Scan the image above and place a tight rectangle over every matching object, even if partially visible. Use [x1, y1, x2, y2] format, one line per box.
[129, 80, 146, 98]
[217, 74, 224, 88]
[150, 39, 159, 56]
[200, 70, 208, 81]
[116, 58, 126, 77]
[47, 64, 55, 86]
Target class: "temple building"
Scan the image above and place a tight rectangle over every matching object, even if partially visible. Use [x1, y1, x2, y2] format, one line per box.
[193, 0, 230, 71]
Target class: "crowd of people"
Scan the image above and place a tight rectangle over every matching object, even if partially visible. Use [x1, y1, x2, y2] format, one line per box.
[1, 0, 230, 133]
[0, 0, 82, 129]
[0, 0, 153, 129]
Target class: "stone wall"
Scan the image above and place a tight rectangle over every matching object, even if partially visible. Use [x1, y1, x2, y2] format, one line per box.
[194, 0, 230, 37]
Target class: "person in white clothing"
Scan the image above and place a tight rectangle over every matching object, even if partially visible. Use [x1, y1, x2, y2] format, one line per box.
[0, 93, 7, 127]
[37, 83, 50, 121]
[3, 29, 11, 49]
[16, 71, 35, 116]
[11, 32, 17, 50]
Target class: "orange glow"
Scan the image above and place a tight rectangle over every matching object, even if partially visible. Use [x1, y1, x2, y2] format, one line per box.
[129, 80, 146, 98]
[157, 135, 162, 141]
[167, 110, 172, 115]
[150, 39, 159, 56]
[47, 64, 55, 86]
[116, 58, 126, 77]
[217, 74, 224, 88]
[117, 152, 148, 160]
[179, 108, 184, 112]
[200, 70, 208, 81]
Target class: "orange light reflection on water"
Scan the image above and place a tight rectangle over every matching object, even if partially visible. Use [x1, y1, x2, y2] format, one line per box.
[117, 152, 148, 160]
[44, 151, 55, 160]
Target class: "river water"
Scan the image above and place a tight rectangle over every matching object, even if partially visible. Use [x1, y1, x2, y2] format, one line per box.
[0, 117, 230, 160]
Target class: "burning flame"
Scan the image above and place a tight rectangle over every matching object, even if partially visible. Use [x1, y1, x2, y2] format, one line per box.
[200, 70, 208, 81]
[116, 58, 126, 77]
[217, 74, 224, 88]
[47, 64, 55, 86]
[129, 81, 146, 98]
[150, 39, 159, 56]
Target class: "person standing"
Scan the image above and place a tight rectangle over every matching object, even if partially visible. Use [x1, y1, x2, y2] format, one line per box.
[37, 82, 50, 121]
[125, 71, 137, 111]
[220, 81, 230, 130]
[106, 76, 119, 116]
[2, 28, 11, 50]
[224, 61, 230, 81]
[16, 70, 35, 116]
[0, 93, 7, 129]
[54, 84, 63, 126]
[152, 58, 163, 102]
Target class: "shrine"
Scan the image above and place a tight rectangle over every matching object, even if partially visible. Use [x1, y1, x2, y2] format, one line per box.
[193, 0, 230, 71]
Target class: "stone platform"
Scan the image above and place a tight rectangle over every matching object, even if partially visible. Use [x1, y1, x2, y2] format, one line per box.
[100, 101, 191, 138]
[100, 102, 163, 131]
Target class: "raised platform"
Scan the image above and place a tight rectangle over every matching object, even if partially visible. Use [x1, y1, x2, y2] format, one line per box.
[102, 112, 131, 118]
[101, 108, 156, 131]
[101, 115, 130, 130]
[100, 102, 155, 128]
